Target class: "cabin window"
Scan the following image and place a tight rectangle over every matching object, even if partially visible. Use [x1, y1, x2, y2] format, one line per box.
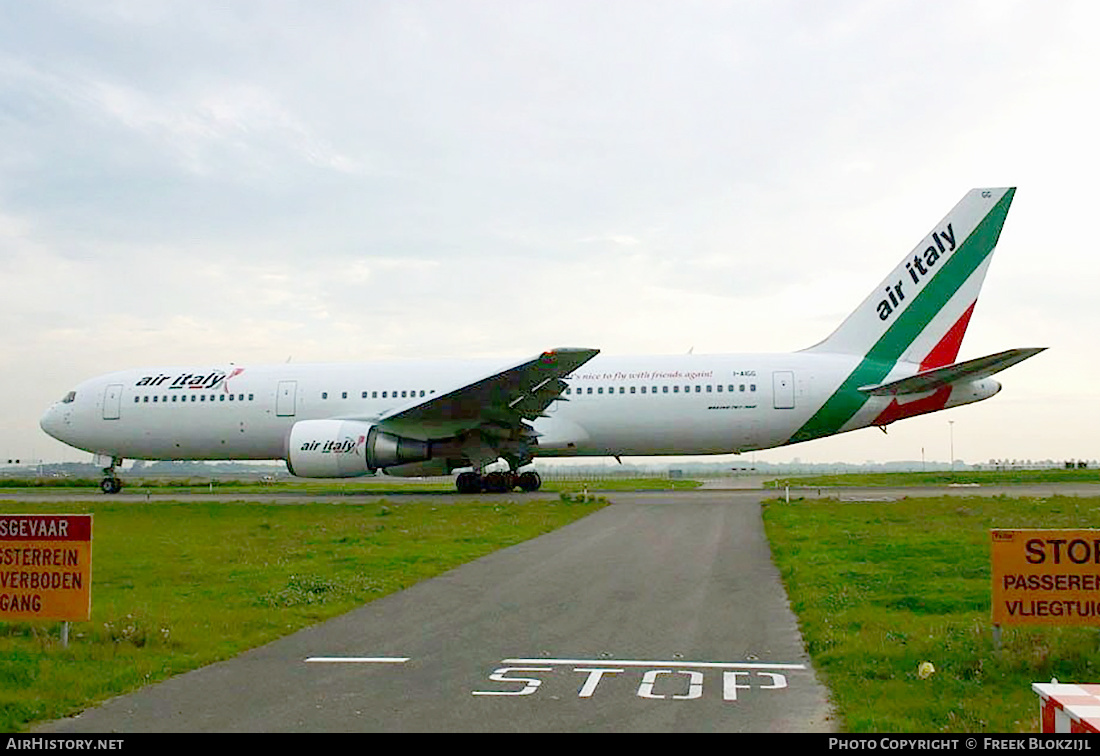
[62, 391, 76, 404]
[630, 386, 636, 394]
[342, 392, 348, 399]
[322, 392, 328, 399]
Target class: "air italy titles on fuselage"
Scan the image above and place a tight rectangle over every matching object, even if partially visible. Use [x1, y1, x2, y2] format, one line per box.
[877, 223, 957, 322]
[135, 371, 227, 390]
[299, 438, 365, 454]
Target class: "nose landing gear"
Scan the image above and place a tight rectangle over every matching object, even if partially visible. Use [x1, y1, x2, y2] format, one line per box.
[100, 457, 124, 494]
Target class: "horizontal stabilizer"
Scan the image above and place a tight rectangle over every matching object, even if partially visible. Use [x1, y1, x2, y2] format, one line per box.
[858, 348, 1045, 396]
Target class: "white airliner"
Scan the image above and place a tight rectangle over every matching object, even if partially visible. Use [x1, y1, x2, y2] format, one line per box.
[41, 188, 1043, 494]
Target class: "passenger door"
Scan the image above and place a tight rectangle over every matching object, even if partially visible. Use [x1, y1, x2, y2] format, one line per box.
[772, 371, 795, 410]
[276, 380, 297, 417]
[102, 384, 123, 420]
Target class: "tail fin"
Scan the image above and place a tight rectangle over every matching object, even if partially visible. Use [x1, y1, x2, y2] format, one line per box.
[804, 188, 1015, 368]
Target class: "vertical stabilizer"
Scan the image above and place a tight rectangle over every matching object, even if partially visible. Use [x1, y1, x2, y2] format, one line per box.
[804, 188, 1015, 367]
[789, 188, 1016, 446]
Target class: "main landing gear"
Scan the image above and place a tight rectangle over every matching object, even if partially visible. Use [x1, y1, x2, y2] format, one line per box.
[100, 457, 124, 494]
[455, 470, 542, 494]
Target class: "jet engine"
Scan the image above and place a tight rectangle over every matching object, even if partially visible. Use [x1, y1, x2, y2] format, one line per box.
[286, 420, 431, 478]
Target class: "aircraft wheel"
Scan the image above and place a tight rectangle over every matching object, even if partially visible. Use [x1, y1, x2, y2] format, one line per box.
[456, 472, 482, 494]
[100, 477, 122, 494]
[484, 471, 518, 493]
[517, 471, 541, 492]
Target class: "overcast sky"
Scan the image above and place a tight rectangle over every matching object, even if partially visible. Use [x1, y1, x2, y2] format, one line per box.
[4, 0, 1097, 468]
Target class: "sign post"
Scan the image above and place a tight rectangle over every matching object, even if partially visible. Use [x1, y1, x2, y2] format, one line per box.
[0, 514, 93, 643]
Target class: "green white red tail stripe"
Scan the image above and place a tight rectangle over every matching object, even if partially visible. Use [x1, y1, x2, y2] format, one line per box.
[790, 188, 1016, 444]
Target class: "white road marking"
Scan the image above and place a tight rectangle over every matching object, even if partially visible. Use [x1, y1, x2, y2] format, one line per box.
[471, 668, 553, 696]
[305, 657, 410, 663]
[501, 658, 806, 670]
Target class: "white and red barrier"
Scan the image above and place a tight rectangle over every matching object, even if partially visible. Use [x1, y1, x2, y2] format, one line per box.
[1032, 682, 1100, 733]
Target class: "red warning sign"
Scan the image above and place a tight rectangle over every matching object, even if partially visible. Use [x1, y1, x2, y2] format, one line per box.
[0, 514, 92, 621]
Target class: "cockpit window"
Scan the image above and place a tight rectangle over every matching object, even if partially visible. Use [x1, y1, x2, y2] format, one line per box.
[62, 391, 76, 404]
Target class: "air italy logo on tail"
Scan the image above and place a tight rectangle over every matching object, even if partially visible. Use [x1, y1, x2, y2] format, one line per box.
[790, 188, 1016, 446]
[877, 224, 956, 321]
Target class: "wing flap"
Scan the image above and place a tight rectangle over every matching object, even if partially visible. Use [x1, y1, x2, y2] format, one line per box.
[858, 347, 1045, 396]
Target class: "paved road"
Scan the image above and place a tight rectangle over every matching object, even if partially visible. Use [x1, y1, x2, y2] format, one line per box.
[37, 491, 835, 733]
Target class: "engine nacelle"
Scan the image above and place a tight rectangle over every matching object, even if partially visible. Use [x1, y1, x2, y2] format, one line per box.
[286, 420, 431, 478]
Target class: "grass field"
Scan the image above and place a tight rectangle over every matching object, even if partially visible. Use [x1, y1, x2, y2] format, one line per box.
[763, 493, 1100, 732]
[0, 496, 606, 732]
[769, 468, 1100, 489]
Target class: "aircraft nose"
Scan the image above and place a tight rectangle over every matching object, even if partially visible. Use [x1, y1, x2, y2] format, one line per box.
[40, 404, 64, 440]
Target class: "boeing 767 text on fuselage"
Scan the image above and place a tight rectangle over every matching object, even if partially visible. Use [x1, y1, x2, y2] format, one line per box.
[41, 188, 1043, 494]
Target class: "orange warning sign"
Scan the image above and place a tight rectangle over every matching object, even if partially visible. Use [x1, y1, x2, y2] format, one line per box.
[0, 514, 92, 621]
[992, 529, 1100, 626]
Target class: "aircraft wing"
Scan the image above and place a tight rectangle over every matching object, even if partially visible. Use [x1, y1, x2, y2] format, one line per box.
[358, 347, 599, 440]
[857, 348, 1045, 397]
